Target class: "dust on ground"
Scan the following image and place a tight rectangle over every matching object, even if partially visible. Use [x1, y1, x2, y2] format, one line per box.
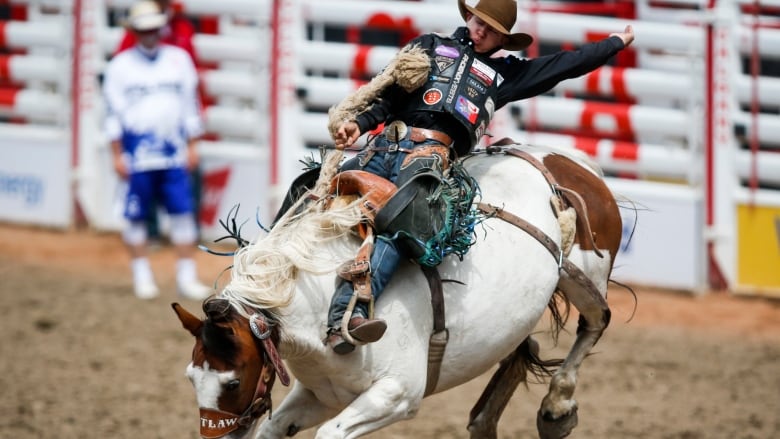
[1, 224, 778, 438]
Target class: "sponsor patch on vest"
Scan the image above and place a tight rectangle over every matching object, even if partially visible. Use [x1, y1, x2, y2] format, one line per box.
[467, 77, 487, 94]
[455, 95, 479, 124]
[430, 74, 451, 84]
[435, 56, 456, 73]
[466, 86, 479, 99]
[423, 88, 443, 105]
[470, 58, 496, 86]
[446, 53, 470, 104]
[497, 73, 504, 87]
[435, 45, 460, 58]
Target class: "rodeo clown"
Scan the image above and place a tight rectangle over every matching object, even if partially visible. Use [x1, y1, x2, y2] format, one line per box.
[324, 0, 635, 354]
[103, 0, 211, 301]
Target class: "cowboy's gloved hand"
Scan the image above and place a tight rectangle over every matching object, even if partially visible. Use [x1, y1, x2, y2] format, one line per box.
[611, 25, 635, 48]
[335, 121, 361, 150]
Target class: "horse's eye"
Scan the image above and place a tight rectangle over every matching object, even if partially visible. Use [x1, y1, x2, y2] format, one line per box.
[225, 379, 240, 391]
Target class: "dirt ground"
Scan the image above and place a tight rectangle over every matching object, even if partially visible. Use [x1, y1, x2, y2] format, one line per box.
[1, 223, 778, 439]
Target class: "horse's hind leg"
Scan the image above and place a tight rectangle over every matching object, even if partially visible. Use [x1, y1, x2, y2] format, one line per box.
[468, 337, 555, 439]
[537, 275, 611, 439]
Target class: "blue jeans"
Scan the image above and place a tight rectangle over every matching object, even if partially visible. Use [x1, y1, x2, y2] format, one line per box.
[328, 136, 415, 328]
[327, 236, 402, 327]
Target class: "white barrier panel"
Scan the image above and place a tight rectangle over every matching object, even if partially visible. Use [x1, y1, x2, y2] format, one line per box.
[204, 106, 266, 139]
[514, 131, 780, 187]
[201, 70, 263, 100]
[101, 27, 267, 64]
[299, 41, 398, 77]
[302, 1, 706, 54]
[106, 0, 271, 18]
[302, 0, 460, 32]
[562, 67, 780, 108]
[0, 20, 65, 49]
[735, 150, 780, 187]
[0, 54, 61, 83]
[514, 131, 694, 181]
[513, 96, 690, 140]
[735, 75, 780, 108]
[732, 111, 780, 148]
[737, 24, 780, 60]
[0, 125, 72, 228]
[296, 76, 356, 108]
[608, 178, 705, 291]
[0, 89, 63, 123]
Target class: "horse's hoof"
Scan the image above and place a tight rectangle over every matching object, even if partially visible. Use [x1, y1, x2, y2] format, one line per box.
[536, 406, 578, 439]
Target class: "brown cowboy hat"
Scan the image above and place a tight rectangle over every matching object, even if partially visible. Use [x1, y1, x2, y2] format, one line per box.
[458, 0, 533, 51]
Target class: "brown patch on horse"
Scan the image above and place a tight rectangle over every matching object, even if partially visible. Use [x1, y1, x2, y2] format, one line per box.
[542, 154, 622, 260]
[172, 302, 203, 336]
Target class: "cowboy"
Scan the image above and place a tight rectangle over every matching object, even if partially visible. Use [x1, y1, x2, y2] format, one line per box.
[325, 0, 635, 354]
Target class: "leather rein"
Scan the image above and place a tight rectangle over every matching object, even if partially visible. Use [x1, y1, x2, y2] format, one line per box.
[198, 311, 291, 439]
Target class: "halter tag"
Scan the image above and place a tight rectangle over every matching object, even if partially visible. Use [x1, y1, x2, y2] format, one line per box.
[199, 408, 242, 438]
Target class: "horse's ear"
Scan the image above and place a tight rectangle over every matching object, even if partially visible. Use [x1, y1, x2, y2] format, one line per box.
[203, 298, 232, 322]
[172, 302, 203, 336]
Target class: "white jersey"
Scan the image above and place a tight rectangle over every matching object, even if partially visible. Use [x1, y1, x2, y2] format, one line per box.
[103, 45, 203, 173]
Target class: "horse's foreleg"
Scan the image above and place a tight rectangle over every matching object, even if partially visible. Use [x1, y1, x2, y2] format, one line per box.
[314, 378, 422, 439]
[257, 383, 337, 438]
[537, 276, 610, 439]
[467, 337, 540, 439]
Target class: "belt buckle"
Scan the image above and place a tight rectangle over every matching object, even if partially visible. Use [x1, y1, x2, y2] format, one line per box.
[387, 143, 399, 152]
[384, 120, 408, 143]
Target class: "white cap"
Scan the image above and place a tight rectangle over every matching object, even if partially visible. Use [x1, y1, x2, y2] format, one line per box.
[127, 0, 167, 31]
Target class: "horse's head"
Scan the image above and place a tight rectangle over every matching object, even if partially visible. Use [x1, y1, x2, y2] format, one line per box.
[172, 299, 290, 439]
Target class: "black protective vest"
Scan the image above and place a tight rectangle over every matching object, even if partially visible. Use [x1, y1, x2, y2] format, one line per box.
[399, 34, 501, 149]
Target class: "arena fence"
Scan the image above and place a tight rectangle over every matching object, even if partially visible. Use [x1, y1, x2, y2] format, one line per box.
[1, 0, 778, 296]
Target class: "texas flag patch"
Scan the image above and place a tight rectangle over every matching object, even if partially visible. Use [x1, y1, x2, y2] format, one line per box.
[455, 95, 479, 124]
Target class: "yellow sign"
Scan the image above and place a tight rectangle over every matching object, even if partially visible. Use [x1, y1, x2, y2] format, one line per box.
[737, 204, 780, 295]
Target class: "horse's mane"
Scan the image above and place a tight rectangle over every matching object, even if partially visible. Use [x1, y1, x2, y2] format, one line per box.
[220, 194, 364, 315]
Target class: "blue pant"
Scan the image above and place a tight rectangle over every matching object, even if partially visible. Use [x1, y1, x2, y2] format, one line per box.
[327, 236, 402, 327]
[124, 167, 193, 221]
[328, 136, 414, 328]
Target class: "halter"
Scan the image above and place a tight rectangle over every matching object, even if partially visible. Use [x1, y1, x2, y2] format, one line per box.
[198, 312, 291, 439]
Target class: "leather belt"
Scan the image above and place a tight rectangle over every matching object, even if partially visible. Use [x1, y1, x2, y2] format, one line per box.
[408, 127, 452, 146]
[370, 144, 415, 153]
[382, 120, 452, 146]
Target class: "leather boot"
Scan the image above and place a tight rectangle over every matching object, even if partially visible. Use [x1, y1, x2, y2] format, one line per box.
[327, 316, 387, 355]
[347, 316, 387, 343]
